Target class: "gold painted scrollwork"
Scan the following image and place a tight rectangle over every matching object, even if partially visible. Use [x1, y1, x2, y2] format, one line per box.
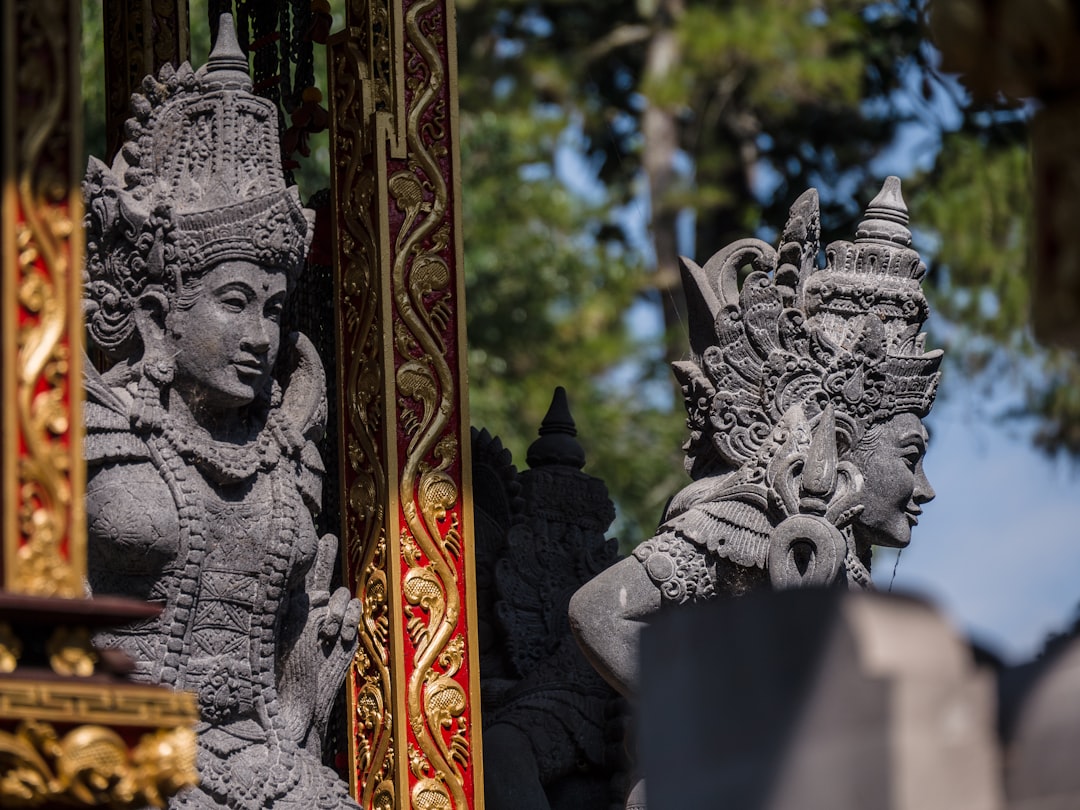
[333, 0, 479, 806]
[3, 0, 85, 597]
[0, 721, 197, 809]
[330, 20, 397, 807]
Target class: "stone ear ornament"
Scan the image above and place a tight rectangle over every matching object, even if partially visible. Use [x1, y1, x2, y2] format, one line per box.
[765, 406, 864, 589]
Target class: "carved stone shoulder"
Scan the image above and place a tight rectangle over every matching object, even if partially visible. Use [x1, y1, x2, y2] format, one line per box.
[84, 362, 147, 465]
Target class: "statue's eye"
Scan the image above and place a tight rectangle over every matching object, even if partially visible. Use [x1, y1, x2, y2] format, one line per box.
[265, 301, 284, 322]
[901, 447, 921, 471]
[218, 292, 248, 312]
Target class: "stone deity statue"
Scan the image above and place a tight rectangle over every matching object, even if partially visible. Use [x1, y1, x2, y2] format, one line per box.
[82, 16, 361, 810]
[570, 179, 942, 764]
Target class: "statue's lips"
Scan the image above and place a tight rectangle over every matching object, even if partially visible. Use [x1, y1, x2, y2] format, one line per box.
[232, 359, 267, 378]
[905, 507, 922, 526]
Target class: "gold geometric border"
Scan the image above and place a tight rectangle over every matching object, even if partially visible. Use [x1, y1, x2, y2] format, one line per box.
[0, 679, 199, 727]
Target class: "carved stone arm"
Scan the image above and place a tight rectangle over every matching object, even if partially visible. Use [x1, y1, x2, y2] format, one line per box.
[569, 555, 662, 699]
[278, 534, 361, 754]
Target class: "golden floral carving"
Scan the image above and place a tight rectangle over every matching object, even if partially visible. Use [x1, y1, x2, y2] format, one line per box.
[332, 0, 480, 806]
[3, 0, 85, 598]
[0, 624, 21, 674]
[0, 720, 197, 809]
[46, 626, 98, 678]
[330, 21, 397, 806]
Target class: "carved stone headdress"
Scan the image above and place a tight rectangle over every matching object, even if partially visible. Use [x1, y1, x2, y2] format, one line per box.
[674, 177, 942, 482]
[83, 15, 314, 360]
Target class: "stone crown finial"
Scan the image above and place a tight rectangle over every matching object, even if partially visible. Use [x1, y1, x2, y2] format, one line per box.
[202, 13, 252, 91]
[526, 387, 586, 470]
[855, 175, 912, 247]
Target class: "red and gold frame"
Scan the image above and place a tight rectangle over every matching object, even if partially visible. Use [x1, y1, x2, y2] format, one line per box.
[1, 3, 198, 808]
[329, 1, 485, 808]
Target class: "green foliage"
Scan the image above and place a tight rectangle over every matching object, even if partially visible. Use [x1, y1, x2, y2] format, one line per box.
[461, 106, 685, 538]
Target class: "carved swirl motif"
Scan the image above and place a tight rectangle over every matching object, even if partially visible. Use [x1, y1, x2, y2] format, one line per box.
[331, 25, 396, 809]
[392, 4, 472, 809]
[334, 1, 476, 807]
[0, 720, 197, 809]
[4, 0, 84, 597]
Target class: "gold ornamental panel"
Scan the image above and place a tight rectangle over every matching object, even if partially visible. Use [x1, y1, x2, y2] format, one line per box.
[330, 0, 484, 807]
[1, 0, 86, 598]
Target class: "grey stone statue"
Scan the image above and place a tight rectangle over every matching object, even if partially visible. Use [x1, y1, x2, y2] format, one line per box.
[81, 16, 360, 810]
[569, 179, 942, 806]
[473, 389, 627, 810]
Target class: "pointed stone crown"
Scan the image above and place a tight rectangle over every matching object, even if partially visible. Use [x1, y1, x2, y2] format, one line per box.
[674, 178, 942, 480]
[83, 14, 314, 359]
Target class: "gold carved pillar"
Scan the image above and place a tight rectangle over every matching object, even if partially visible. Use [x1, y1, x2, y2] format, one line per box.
[1, 2, 198, 805]
[2, 0, 86, 602]
[103, 0, 190, 162]
[329, 1, 485, 808]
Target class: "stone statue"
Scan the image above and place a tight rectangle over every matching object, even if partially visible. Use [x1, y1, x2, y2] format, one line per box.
[81, 16, 361, 810]
[569, 178, 942, 713]
[473, 389, 627, 810]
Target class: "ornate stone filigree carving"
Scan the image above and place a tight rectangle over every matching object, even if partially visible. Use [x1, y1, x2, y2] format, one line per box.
[473, 390, 628, 810]
[83, 16, 360, 810]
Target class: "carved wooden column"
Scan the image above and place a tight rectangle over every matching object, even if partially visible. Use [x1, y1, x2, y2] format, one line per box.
[329, 1, 485, 808]
[0, 3, 198, 806]
[103, 0, 190, 161]
[2, 0, 86, 604]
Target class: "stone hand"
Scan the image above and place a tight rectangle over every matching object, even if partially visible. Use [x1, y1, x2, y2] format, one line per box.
[319, 585, 362, 647]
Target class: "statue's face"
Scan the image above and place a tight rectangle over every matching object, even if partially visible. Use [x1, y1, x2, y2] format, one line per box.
[166, 260, 287, 412]
[852, 412, 934, 549]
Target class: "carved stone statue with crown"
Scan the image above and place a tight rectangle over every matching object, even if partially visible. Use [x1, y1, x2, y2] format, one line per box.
[81, 16, 360, 810]
[569, 178, 942, 808]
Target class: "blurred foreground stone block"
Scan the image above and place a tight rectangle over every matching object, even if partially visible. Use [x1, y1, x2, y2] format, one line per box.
[639, 588, 1003, 810]
[1002, 633, 1080, 810]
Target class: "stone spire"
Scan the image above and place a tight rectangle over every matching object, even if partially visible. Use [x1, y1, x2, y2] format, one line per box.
[526, 387, 586, 470]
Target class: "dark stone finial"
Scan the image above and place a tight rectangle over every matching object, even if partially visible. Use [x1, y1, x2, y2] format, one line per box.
[856, 175, 912, 247]
[203, 13, 252, 91]
[526, 387, 586, 470]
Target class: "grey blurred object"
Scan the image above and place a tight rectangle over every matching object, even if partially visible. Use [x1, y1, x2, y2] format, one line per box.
[1000, 628, 1080, 809]
[639, 589, 1004, 810]
[82, 15, 359, 810]
[473, 388, 627, 810]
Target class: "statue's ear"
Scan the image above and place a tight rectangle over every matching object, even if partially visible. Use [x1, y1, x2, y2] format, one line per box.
[133, 289, 170, 351]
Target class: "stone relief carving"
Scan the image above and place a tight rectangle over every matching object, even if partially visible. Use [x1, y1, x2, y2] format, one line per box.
[473, 389, 627, 810]
[81, 16, 360, 810]
[569, 178, 943, 764]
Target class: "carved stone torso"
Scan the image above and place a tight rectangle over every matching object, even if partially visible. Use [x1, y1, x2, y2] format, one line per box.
[85, 373, 355, 810]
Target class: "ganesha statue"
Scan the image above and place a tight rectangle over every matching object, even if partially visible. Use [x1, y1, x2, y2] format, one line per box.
[82, 16, 360, 810]
[569, 179, 943, 805]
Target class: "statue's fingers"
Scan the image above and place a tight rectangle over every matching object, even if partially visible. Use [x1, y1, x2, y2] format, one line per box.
[321, 587, 350, 640]
[340, 598, 362, 645]
[309, 533, 338, 592]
